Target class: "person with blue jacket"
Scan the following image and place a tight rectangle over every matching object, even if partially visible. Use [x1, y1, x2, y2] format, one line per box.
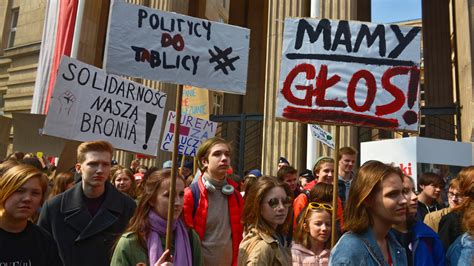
[392, 175, 445, 266]
[330, 161, 408, 265]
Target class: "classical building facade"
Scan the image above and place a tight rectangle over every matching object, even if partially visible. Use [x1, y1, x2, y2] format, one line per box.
[0, 0, 473, 174]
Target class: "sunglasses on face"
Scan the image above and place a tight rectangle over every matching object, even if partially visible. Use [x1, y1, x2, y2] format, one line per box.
[303, 202, 333, 221]
[266, 197, 292, 209]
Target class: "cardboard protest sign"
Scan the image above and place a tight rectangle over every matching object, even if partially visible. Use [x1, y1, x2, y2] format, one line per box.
[160, 111, 217, 156]
[12, 113, 66, 156]
[310, 124, 335, 149]
[182, 85, 210, 120]
[105, 1, 250, 94]
[43, 56, 167, 156]
[277, 18, 421, 132]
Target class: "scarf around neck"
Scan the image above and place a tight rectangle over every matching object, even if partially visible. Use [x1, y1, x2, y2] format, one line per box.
[147, 210, 192, 266]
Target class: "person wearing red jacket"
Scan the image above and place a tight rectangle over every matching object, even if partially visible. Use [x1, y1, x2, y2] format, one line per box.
[183, 137, 243, 266]
[293, 157, 344, 232]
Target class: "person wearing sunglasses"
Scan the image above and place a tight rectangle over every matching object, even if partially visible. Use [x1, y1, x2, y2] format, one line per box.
[238, 176, 293, 265]
[292, 202, 332, 266]
[330, 160, 408, 266]
[392, 175, 445, 266]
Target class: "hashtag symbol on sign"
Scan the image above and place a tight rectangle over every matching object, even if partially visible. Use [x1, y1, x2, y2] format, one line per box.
[208, 46, 240, 75]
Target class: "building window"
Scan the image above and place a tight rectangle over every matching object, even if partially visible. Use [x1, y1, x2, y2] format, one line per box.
[8, 8, 19, 48]
[212, 92, 224, 115]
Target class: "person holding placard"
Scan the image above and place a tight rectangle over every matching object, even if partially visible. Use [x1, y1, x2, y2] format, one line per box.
[329, 160, 408, 265]
[111, 168, 203, 266]
[38, 140, 136, 266]
[183, 137, 243, 266]
[0, 164, 62, 266]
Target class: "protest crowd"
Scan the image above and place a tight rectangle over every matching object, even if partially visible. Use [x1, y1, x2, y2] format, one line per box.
[0, 137, 472, 266]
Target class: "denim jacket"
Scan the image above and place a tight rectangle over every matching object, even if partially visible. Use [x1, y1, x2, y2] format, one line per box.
[446, 232, 474, 266]
[329, 229, 408, 266]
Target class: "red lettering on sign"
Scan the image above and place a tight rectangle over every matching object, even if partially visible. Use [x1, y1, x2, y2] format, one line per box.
[347, 69, 376, 112]
[281, 63, 315, 107]
[376, 66, 408, 116]
[314, 65, 345, 107]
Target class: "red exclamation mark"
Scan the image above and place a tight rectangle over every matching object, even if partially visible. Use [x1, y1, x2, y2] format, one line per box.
[143, 112, 157, 150]
[402, 66, 420, 125]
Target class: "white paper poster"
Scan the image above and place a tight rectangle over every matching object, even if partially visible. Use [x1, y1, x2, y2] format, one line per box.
[160, 111, 217, 156]
[43, 56, 167, 156]
[105, 1, 250, 94]
[277, 18, 421, 132]
[309, 124, 335, 149]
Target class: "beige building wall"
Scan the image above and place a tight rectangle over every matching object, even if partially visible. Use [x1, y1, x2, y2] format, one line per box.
[454, 0, 474, 142]
[0, 0, 45, 116]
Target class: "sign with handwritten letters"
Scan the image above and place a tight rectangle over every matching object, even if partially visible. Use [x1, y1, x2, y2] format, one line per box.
[43, 56, 167, 156]
[276, 18, 421, 132]
[160, 111, 217, 157]
[105, 1, 250, 94]
[182, 85, 210, 120]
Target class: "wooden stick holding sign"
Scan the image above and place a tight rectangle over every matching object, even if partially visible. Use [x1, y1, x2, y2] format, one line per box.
[331, 126, 340, 248]
[165, 85, 183, 256]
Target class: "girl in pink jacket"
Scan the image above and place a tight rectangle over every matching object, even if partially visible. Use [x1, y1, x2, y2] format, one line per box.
[291, 202, 332, 266]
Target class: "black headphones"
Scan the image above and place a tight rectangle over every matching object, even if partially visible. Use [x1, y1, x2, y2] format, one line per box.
[202, 176, 234, 195]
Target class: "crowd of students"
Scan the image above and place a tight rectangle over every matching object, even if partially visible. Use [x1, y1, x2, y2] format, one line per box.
[0, 137, 472, 265]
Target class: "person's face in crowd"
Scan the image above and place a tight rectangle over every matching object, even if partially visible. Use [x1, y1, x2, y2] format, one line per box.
[420, 183, 442, 200]
[367, 173, 407, 226]
[339, 154, 356, 175]
[130, 160, 139, 169]
[402, 176, 418, 217]
[180, 167, 192, 178]
[316, 162, 334, 184]
[138, 167, 147, 175]
[153, 177, 185, 220]
[261, 186, 290, 229]
[76, 151, 112, 189]
[202, 143, 230, 180]
[299, 176, 309, 189]
[283, 173, 298, 192]
[447, 188, 463, 208]
[114, 173, 132, 193]
[305, 211, 331, 244]
[3, 177, 43, 222]
[278, 162, 289, 170]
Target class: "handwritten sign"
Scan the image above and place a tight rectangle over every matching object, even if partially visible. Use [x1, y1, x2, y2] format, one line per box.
[309, 124, 335, 149]
[160, 111, 217, 156]
[43, 56, 167, 156]
[276, 18, 421, 132]
[182, 85, 210, 120]
[105, 1, 250, 94]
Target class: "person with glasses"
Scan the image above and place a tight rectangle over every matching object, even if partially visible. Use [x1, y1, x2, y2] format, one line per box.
[424, 178, 461, 232]
[416, 172, 445, 221]
[392, 175, 445, 266]
[439, 166, 474, 249]
[238, 176, 292, 265]
[329, 161, 408, 266]
[292, 202, 332, 266]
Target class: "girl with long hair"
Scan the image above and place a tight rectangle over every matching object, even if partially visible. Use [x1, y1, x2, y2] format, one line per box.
[329, 160, 408, 265]
[292, 202, 333, 266]
[0, 164, 61, 265]
[392, 175, 445, 266]
[238, 175, 293, 265]
[111, 168, 202, 266]
[112, 168, 137, 199]
[439, 166, 474, 249]
[48, 171, 74, 199]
